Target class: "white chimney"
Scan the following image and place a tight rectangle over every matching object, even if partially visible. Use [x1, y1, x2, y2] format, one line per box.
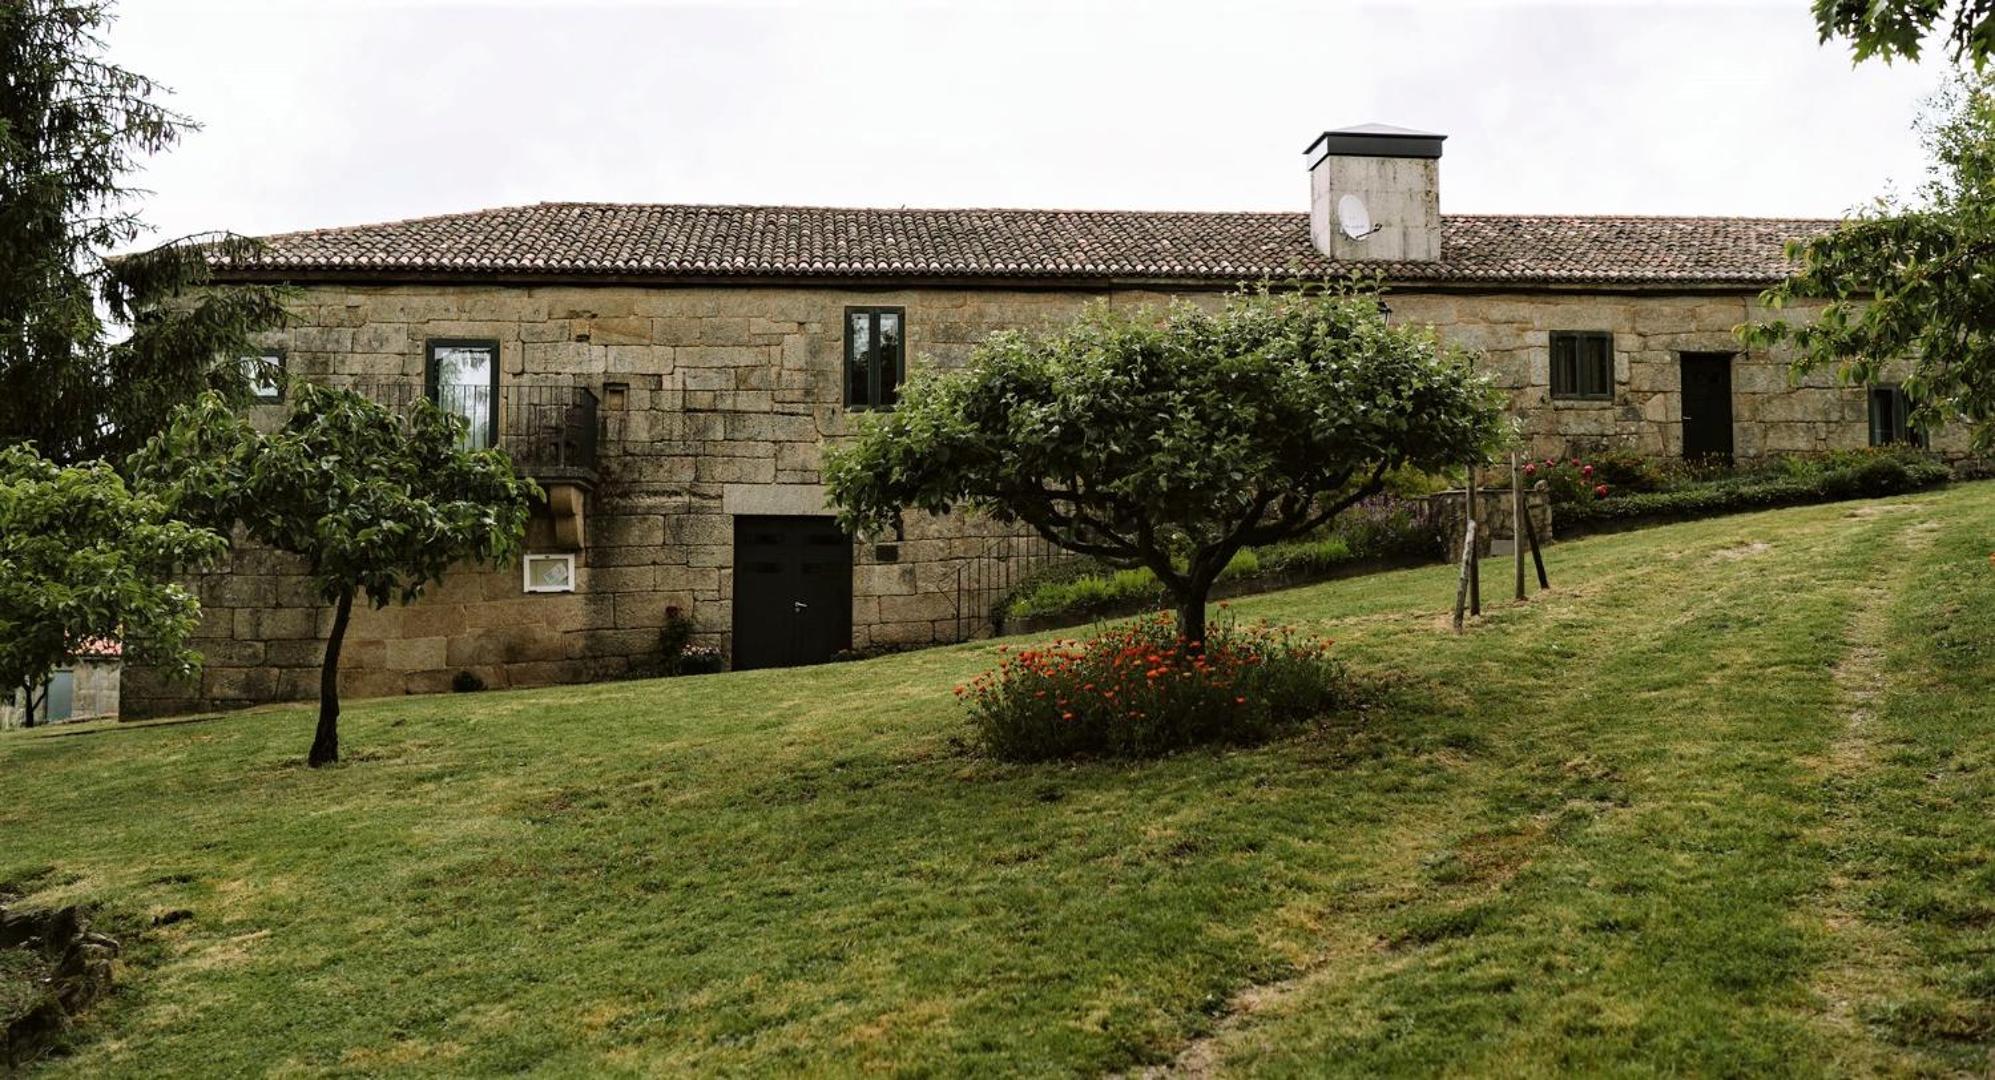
[1307, 124, 1445, 262]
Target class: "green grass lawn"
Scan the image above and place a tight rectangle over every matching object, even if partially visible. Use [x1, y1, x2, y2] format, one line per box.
[4, 483, 1994, 1076]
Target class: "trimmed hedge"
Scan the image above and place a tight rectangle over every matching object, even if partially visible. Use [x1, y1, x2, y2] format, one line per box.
[1557, 451, 1951, 531]
[995, 452, 1954, 625]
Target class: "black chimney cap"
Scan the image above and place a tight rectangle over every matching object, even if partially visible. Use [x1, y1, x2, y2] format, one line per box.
[1306, 124, 1446, 165]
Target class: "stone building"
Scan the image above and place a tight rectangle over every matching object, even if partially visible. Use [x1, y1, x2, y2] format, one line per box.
[1, 642, 122, 729]
[122, 125, 1958, 716]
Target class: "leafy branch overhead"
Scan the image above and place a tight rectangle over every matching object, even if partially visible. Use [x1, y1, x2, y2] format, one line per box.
[1744, 74, 1995, 449]
[1813, 0, 1995, 67]
[826, 283, 1504, 642]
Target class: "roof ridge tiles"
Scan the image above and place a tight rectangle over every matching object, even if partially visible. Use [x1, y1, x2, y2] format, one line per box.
[218, 201, 1841, 287]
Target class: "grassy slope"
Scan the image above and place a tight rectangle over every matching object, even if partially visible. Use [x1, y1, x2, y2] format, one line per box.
[2, 485, 1992, 1077]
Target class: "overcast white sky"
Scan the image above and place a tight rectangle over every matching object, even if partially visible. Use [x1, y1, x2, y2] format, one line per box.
[110, 0, 1951, 245]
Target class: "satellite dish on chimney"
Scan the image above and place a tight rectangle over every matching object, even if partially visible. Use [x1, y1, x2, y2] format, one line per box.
[1337, 194, 1381, 241]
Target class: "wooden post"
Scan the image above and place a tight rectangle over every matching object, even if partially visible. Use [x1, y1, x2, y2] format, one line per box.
[1522, 494, 1550, 590]
[1452, 519, 1478, 632]
[1466, 466, 1481, 617]
[1512, 451, 1527, 601]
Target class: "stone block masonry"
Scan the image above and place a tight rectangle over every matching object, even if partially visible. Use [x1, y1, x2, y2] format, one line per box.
[121, 282, 1968, 717]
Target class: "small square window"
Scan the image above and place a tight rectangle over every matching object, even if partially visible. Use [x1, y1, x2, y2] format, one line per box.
[523, 553, 577, 593]
[1869, 385, 1926, 448]
[245, 352, 285, 402]
[1550, 331, 1614, 401]
[845, 307, 905, 409]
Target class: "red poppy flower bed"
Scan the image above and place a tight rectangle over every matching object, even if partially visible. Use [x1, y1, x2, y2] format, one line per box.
[957, 611, 1348, 761]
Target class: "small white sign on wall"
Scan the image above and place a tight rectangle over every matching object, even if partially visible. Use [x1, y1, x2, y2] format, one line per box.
[523, 553, 577, 593]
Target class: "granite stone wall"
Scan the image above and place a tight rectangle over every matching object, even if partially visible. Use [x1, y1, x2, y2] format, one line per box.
[1387, 293, 1963, 459]
[121, 281, 1959, 717]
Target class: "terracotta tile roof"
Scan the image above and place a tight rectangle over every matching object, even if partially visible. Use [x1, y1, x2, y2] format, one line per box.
[217, 202, 1833, 288]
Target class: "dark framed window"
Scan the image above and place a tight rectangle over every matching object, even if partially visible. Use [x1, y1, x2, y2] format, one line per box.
[244, 350, 285, 402]
[844, 307, 905, 409]
[426, 339, 500, 449]
[1550, 331, 1614, 401]
[1869, 385, 1925, 448]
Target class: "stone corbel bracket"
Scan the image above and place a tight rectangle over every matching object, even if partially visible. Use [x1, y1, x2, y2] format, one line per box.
[544, 482, 587, 551]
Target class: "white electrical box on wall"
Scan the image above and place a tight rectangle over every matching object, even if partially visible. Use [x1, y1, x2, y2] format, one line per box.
[522, 553, 576, 594]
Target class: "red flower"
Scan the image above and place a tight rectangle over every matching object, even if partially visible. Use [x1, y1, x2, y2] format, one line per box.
[1593, 484, 1609, 498]
[1581, 464, 1594, 477]
[1523, 462, 1537, 475]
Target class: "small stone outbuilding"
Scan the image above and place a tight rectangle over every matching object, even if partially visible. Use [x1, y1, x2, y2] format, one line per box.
[1, 642, 122, 729]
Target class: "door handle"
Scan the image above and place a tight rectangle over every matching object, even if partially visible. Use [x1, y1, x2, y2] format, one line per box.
[793, 600, 809, 613]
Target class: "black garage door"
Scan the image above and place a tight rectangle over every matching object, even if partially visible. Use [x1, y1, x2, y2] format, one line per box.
[731, 516, 853, 670]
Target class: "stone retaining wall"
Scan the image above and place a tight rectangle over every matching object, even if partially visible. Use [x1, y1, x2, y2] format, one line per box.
[1430, 488, 1556, 561]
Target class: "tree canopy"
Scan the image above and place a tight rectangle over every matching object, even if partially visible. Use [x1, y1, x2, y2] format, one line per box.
[0, 0, 287, 465]
[1744, 75, 1995, 448]
[0, 445, 226, 725]
[1813, 0, 1995, 67]
[826, 284, 1504, 643]
[133, 386, 538, 765]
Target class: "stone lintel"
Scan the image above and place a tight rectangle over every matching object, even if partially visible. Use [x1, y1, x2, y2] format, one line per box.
[721, 483, 830, 518]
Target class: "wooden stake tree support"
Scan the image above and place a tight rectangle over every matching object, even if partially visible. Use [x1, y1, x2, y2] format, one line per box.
[1512, 452, 1527, 601]
[1451, 519, 1478, 633]
[1453, 463, 1481, 632]
[1467, 467, 1480, 616]
[1455, 453, 1551, 632]
[1525, 508, 1550, 590]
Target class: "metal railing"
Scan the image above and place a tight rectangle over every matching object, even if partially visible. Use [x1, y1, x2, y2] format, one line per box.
[953, 529, 1075, 642]
[346, 381, 600, 476]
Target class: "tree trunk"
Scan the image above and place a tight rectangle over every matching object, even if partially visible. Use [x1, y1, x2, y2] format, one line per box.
[1178, 597, 1207, 646]
[1172, 553, 1233, 646]
[309, 588, 355, 768]
[21, 681, 36, 729]
[1176, 584, 1212, 645]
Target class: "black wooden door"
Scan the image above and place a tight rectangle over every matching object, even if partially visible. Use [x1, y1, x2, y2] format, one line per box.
[1680, 353, 1735, 463]
[731, 516, 853, 670]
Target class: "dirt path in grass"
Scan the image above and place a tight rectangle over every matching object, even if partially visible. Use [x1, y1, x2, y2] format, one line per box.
[1130, 543, 1729, 1079]
[1124, 816, 1464, 1080]
[1805, 509, 1941, 1066]
[1135, 505, 1941, 1079]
